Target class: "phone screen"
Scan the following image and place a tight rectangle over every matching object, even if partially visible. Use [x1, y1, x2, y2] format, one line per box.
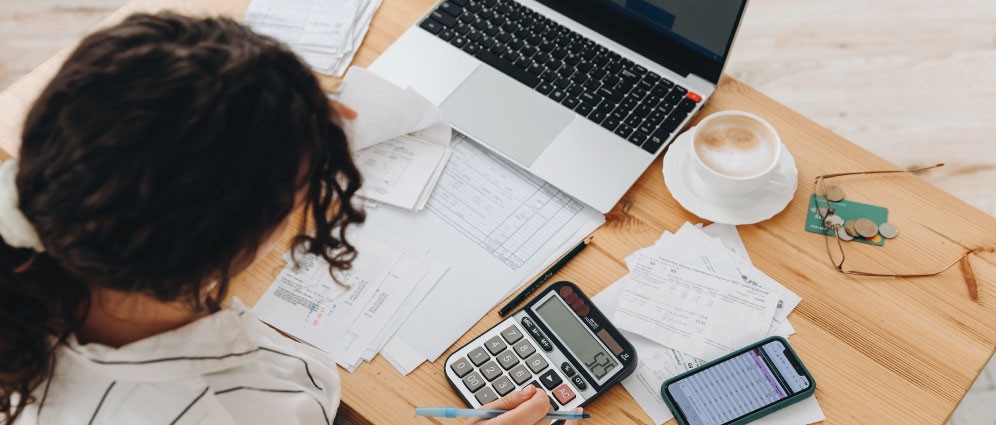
[665, 340, 810, 425]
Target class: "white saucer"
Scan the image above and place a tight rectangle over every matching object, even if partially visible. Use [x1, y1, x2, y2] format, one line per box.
[662, 128, 798, 225]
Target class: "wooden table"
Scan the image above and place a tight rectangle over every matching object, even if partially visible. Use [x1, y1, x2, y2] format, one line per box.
[2, 0, 995, 423]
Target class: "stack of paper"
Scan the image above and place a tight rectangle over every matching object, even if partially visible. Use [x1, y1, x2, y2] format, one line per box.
[253, 234, 448, 372]
[592, 223, 825, 425]
[358, 135, 606, 374]
[337, 68, 453, 211]
[254, 135, 604, 375]
[244, 0, 381, 76]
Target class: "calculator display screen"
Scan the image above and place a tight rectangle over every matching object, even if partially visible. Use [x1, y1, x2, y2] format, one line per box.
[535, 296, 618, 383]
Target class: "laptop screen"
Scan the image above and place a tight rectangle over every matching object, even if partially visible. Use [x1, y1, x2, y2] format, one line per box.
[596, 0, 743, 62]
[535, 0, 748, 83]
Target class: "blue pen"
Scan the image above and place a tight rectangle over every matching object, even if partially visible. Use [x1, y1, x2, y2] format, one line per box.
[415, 407, 589, 421]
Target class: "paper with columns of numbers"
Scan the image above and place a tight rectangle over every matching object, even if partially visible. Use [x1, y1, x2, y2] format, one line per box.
[593, 224, 823, 424]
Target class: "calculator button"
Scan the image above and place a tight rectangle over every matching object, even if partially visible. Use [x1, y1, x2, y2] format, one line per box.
[536, 335, 553, 352]
[571, 375, 588, 391]
[468, 347, 490, 366]
[560, 362, 576, 377]
[496, 350, 519, 370]
[450, 357, 473, 377]
[509, 364, 532, 384]
[492, 376, 515, 396]
[525, 353, 549, 373]
[539, 369, 563, 390]
[521, 317, 538, 333]
[552, 383, 576, 405]
[480, 361, 503, 381]
[501, 325, 523, 344]
[463, 371, 486, 392]
[513, 340, 536, 359]
[475, 386, 499, 405]
[548, 396, 558, 410]
[484, 335, 507, 355]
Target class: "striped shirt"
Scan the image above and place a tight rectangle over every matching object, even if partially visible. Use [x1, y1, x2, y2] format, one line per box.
[14, 300, 341, 425]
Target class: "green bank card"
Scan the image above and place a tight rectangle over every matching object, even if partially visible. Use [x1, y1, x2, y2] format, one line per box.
[805, 194, 889, 246]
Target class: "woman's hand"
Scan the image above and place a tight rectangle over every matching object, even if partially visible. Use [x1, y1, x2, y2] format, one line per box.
[463, 385, 582, 425]
[331, 100, 357, 120]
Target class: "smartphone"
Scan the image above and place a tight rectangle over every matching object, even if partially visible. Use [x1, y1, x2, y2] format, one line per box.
[660, 336, 815, 425]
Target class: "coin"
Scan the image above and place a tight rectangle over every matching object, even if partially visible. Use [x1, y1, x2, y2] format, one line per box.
[879, 222, 898, 239]
[844, 220, 859, 237]
[825, 185, 845, 202]
[824, 214, 844, 229]
[854, 218, 879, 239]
[837, 226, 854, 241]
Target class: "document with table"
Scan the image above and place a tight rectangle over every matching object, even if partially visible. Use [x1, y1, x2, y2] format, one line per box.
[254, 133, 603, 374]
[337, 67, 454, 211]
[593, 223, 824, 424]
[244, 0, 381, 76]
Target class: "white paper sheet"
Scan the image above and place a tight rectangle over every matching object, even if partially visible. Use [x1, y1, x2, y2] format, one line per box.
[253, 236, 402, 355]
[335, 255, 429, 371]
[337, 67, 451, 152]
[614, 253, 780, 360]
[594, 278, 822, 425]
[364, 261, 448, 364]
[352, 135, 451, 210]
[656, 224, 801, 323]
[358, 136, 605, 362]
[245, 0, 380, 76]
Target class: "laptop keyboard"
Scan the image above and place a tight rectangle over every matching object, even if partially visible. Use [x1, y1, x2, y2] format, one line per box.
[418, 0, 702, 154]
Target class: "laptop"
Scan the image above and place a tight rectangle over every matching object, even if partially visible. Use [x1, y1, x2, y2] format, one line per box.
[370, 0, 749, 212]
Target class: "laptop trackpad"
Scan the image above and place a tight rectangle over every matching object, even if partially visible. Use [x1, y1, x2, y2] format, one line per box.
[441, 67, 574, 166]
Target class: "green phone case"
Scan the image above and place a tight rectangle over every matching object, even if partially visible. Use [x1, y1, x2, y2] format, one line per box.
[660, 336, 816, 425]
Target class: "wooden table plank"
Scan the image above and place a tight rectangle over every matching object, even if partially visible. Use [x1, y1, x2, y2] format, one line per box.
[1, 1, 995, 424]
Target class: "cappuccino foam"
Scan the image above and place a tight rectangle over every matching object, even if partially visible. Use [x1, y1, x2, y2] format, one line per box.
[693, 115, 778, 177]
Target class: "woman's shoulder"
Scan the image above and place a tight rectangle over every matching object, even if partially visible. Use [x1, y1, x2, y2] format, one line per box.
[25, 300, 340, 425]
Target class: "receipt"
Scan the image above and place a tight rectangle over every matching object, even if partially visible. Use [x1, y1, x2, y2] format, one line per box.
[614, 254, 780, 360]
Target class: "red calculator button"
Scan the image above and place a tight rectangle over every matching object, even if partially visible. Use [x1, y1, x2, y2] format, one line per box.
[552, 384, 576, 405]
[686, 91, 702, 103]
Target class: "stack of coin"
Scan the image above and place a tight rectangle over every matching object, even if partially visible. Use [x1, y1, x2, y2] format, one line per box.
[822, 185, 901, 243]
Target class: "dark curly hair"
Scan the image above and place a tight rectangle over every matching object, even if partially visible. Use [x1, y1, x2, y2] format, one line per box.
[0, 12, 364, 423]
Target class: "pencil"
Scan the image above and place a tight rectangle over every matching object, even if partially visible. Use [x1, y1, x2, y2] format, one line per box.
[498, 236, 593, 317]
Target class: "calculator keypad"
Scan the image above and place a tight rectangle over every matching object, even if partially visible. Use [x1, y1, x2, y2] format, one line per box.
[539, 369, 563, 390]
[468, 347, 490, 366]
[480, 361, 503, 381]
[449, 321, 588, 410]
[525, 353, 548, 373]
[496, 350, 519, 370]
[463, 371, 485, 392]
[552, 384, 576, 405]
[475, 387, 498, 404]
[493, 376, 515, 396]
[513, 340, 536, 359]
[561, 362, 576, 377]
[484, 335, 507, 355]
[509, 364, 532, 385]
[500, 325, 523, 343]
[451, 357, 472, 377]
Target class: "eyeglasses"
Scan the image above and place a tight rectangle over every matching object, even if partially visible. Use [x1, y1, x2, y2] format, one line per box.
[811, 163, 993, 301]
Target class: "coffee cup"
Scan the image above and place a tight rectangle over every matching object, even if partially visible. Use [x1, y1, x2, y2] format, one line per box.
[689, 111, 795, 195]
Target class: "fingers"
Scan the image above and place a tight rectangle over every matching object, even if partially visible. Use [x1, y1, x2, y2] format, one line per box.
[562, 407, 583, 425]
[484, 388, 552, 425]
[331, 101, 358, 120]
[481, 385, 538, 411]
[464, 386, 539, 425]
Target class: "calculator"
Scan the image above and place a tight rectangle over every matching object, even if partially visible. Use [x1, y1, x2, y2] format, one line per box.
[444, 281, 637, 415]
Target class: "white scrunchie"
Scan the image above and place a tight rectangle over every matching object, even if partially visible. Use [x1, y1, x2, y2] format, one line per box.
[0, 160, 44, 252]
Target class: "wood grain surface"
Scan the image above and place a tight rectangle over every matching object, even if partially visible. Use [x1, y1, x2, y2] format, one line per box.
[1, 1, 995, 424]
